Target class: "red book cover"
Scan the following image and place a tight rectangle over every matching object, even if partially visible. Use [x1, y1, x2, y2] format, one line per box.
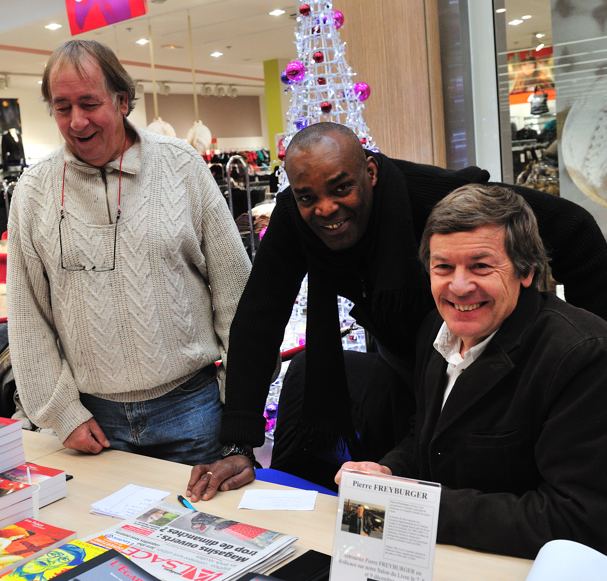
[0, 480, 31, 512]
[0, 519, 76, 575]
[0, 463, 64, 485]
[0, 419, 21, 436]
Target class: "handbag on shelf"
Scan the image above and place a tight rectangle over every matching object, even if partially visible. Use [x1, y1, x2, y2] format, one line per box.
[530, 87, 549, 116]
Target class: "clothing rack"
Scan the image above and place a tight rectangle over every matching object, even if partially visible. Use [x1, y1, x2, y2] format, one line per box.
[225, 155, 256, 260]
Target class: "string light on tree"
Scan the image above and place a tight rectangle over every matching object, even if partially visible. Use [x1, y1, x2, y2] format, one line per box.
[278, 0, 378, 186]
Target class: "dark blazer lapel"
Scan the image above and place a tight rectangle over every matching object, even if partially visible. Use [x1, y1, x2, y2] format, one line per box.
[419, 349, 449, 441]
[432, 287, 543, 438]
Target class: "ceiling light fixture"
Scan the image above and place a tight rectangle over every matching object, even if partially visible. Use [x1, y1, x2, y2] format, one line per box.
[135, 38, 149, 45]
[535, 32, 546, 39]
[210, 51, 223, 58]
[269, 9, 286, 16]
[522, 14, 532, 20]
[45, 23, 62, 30]
[535, 43, 545, 51]
[508, 19, 524, 26]
[495, 8, 506, 13]
[161, 43, 183, 49]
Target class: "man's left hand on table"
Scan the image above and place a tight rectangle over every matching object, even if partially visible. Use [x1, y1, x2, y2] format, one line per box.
[187, 455, 255, 502]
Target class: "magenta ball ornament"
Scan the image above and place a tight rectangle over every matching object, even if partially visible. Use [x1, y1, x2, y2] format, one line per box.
[333, 9, 345, 29]
[354, 82, 371, 101]
[285, 60, 306, 82]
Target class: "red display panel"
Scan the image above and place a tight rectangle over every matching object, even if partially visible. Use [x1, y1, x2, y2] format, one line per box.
[66, 0, 148, 35]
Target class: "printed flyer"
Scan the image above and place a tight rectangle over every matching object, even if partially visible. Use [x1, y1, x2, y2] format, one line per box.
[331, 470, 441, 581]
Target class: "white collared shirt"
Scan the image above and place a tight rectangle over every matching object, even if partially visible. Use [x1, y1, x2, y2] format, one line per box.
[433, 323, 498, 410]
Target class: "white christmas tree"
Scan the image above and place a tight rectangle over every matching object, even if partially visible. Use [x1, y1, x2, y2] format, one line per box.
[278, 0, 377, 178]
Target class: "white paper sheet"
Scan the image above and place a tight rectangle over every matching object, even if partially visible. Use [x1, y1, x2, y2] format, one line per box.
[526, 539, 607, 581]
[238, 489, 317, 511]
[91, 484, 170, 519]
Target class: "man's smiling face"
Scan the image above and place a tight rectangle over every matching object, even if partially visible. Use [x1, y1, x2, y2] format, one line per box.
[285, 132, 377, 251]
[49, 57, 128, 167]
[429, 224, 533, 354]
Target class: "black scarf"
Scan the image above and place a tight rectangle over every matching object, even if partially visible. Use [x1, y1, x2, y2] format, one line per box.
[282, 152, 431, 457]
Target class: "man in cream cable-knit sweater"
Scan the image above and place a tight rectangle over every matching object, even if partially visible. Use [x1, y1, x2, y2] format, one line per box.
[7, 40, 251, 463]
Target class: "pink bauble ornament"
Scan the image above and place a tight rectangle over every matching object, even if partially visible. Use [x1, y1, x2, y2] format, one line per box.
[333, 9, 345, 29]
[299, 3, 311, 16]
[317, 77, 327, 85]
[320, 101, 332, 113]
[313, 51, 324, 63]
[286, 60, 306, 82]
[354, 82, 371, 101]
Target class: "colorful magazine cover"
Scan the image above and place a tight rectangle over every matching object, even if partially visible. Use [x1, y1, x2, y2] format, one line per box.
[1, 540, 106, 581]
[0, 520, 76, 575]
[53, 549, 157, 581]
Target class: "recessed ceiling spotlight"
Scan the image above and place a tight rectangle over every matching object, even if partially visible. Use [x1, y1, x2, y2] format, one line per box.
[269, 9, 286, 16]
[161, 43, 183, 49]
[135, 38, 149, 45]
[45, 23, 62, 31]
[210, 51, 223, 58]
[535, 43, 545, 51]
[522, 14, 532, 20]
[508, 19, 524, 26]
[495, 8, 506, 13]
[37, 80, 43, 85]
[535, 32, 546, 38]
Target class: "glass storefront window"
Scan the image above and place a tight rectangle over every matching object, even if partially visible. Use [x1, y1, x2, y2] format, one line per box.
[494, 0, 607, 236]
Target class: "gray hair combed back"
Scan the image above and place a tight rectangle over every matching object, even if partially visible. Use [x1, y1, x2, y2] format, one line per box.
[419, 184, 548, 286]
[42, 40, 136, 116]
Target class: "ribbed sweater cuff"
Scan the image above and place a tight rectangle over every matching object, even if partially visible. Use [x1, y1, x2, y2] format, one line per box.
[52, 400, 94, 444]
[220, 411, 267, 448]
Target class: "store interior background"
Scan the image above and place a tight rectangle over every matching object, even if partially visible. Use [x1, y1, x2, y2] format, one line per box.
[1, 0, 606, 234]
[1, 0, 606, 458]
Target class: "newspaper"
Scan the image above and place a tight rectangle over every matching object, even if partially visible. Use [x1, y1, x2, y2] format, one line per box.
[85, 503, 297, 581]
[331, 470, 441, 581]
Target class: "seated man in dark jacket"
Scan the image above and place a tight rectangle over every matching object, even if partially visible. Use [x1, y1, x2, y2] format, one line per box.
[336, 184, 607, 559]
[187, 122, 607, 501]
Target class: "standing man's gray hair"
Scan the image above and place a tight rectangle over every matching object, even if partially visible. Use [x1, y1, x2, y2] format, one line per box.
[419, 184, 548, 286]
[41, 40, 136, 115]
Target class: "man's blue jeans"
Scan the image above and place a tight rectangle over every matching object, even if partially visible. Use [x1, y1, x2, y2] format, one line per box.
[80, 369, 222, 465]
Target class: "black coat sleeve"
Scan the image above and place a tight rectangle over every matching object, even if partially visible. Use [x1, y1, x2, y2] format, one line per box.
[504, 183, 607, 320]
[392, 157, 607, 320]
[220, 195, 307, 447]
[437, 337, 607, 558]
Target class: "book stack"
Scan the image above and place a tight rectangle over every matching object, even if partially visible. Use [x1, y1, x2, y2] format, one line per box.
[0, 419, 24, 474]
[0, 463, 67, 508]
[0, 479, 33, 529]
[0, 518, 76, 576]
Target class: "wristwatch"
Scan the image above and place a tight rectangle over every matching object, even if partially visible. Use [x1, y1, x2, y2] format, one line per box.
[220, 443, 256, 464]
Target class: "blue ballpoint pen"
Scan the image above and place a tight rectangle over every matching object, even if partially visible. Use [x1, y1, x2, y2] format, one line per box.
[177, 494, 197, 511]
